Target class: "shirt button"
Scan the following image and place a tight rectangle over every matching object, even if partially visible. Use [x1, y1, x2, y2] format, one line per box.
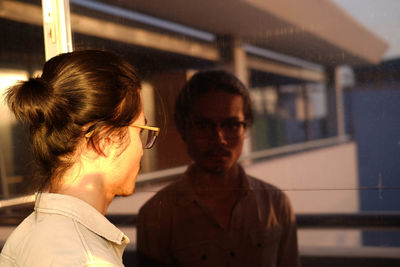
[201, 254, 207, 260]
[230, 251, 236, 257]
[257, 243, 263, 248]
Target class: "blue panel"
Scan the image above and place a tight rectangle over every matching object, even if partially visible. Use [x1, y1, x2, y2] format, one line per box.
[345, 89, 400, 246]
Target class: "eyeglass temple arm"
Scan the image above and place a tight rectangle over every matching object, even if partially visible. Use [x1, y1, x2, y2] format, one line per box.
[131, 124, 160, 133]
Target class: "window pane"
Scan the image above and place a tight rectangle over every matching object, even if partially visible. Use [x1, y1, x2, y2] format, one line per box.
[0, 0, 45, 198]
[1, 1, 399, 265]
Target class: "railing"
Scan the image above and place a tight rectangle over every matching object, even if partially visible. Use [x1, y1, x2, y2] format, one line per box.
[240, 135, 351, 162]
[1, 201, 400, 229]
[1, 199, 400, 267]
[296, 213, 400, 229]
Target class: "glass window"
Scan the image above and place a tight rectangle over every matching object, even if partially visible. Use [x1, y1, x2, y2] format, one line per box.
[1, 1, 399, 265]
[0, 0, 45, 198]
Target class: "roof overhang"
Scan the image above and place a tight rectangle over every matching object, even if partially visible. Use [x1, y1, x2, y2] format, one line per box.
[101, 0, 388, 66]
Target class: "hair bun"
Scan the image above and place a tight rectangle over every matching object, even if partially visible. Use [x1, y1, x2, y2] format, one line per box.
[6, 77, 68, 128]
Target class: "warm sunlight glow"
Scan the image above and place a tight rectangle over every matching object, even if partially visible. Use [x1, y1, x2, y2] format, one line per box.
[0, 70, 28, 124]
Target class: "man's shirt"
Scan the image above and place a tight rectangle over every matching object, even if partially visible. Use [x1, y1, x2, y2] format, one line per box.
[0, 193, 129, 267]
[137, 165, 299, 267]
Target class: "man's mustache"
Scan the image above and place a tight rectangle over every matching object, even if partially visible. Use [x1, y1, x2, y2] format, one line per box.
[204, 148, 231, 157]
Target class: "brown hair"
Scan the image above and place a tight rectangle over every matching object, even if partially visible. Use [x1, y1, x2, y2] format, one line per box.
[5, 50, 142, 192]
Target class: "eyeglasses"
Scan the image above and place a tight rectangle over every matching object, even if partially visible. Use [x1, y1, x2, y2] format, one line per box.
[130, 124, 160, 149]
[190, 119, 247, 139]
[85, 124, 160, 149]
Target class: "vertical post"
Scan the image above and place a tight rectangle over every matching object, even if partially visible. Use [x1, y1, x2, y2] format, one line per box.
[302, 84, 313, 141]
[232, 42, 249, 87]
[0, 150, 9, 197]
[335, 67, 346, 138]
[217, 35, 249, 86]
[326, 66, 346, 139]
[217, 35, 252, 158]
[41, 0, 73, 60]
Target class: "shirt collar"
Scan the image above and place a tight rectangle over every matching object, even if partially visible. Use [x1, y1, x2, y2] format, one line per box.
[176, 164, 252, 206]
[34, 193, 129, 246]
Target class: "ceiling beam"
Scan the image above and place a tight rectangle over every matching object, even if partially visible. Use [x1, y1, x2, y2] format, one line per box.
[247, 56, 326, 82]
[0, 0, 220, 61]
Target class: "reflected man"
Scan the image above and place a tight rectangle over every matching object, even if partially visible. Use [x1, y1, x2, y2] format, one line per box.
[137, 70, 300, 267]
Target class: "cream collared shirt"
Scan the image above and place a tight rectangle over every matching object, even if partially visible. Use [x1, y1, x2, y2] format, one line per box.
[0, 193, 129, 266]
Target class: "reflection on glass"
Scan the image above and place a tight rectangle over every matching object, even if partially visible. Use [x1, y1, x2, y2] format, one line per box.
[0, 71, 31, 198]
[1, 0, 400, 265]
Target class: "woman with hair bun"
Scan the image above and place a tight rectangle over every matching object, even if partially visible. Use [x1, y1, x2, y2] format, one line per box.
[0, 50, 159, 266]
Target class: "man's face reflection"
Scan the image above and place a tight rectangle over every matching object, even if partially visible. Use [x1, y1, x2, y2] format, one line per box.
[185, 91, 246, 174]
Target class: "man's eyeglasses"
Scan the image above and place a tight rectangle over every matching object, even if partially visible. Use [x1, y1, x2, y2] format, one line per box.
[190, 119, 247, 139]
[130, 124, 160, 149]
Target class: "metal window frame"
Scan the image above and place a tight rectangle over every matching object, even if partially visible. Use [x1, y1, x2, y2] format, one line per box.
[41, 0, 73, 60]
